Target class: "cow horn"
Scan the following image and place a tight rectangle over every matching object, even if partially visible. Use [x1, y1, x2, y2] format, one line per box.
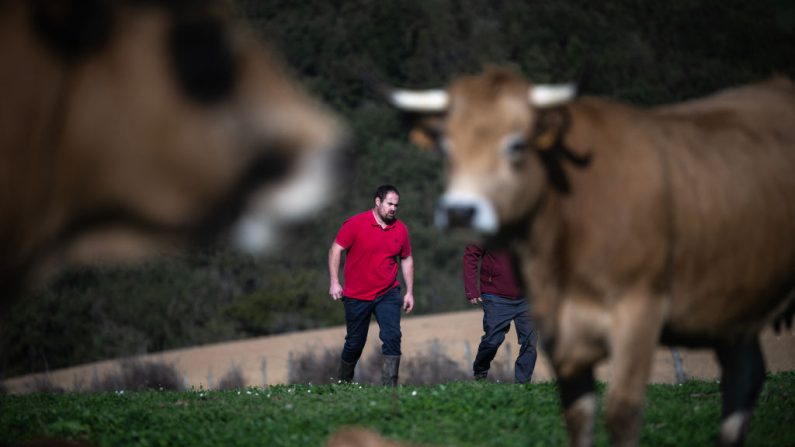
[529, 83, 577, 108]
[388, 89, 449, 112]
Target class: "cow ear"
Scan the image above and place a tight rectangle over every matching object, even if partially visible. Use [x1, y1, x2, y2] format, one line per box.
[406, 114, 445, 151]
[532, 108, 567, 151]
[409, 127, 437, 151]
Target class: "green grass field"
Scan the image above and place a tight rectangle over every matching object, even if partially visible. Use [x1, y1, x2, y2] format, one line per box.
[1, 373, 793, 447]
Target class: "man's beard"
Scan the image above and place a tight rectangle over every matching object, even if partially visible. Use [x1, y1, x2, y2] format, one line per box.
[379, 209, 396, 223]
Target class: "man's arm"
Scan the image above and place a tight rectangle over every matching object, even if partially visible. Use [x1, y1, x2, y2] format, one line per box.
[462, 244, 483, 304]
[329, 242, 345, 300]
[400, 255, 414, 313]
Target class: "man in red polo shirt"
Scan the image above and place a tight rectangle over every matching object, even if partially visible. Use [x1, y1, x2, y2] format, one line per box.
[329, 184, 414, 386]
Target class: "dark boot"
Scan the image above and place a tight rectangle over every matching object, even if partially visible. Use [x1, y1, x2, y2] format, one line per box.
[338, 359, 357, 383]
[382, 355, 400, 387]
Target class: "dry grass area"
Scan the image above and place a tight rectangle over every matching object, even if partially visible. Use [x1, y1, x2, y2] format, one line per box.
[4, 310, 794, 393]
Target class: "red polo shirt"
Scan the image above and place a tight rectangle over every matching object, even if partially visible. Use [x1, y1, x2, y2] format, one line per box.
[335, 210, 412, 301]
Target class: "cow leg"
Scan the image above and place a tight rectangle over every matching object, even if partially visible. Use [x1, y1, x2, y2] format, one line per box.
[549, 298, 610, 447]
[558, 368, 597, 447]
[605, 295, 666, 447]
[714, 336, 765, 447]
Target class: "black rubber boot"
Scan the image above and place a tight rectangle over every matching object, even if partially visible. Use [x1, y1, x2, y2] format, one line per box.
[382, 355, 400, 387]
[338, 359, 357, 383]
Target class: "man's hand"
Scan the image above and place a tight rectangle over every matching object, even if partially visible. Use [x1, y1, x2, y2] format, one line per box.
[328, 242, 345, 301]
[468, 296, 483, 305]
[329, 282, 343, 300]
[403, 292, 415, 314]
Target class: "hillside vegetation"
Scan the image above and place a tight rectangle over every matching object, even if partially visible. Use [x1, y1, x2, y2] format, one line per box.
[2, 0, 794, 378]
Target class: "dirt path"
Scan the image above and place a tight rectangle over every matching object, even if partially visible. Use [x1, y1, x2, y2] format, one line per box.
[4, 310, 794, 393]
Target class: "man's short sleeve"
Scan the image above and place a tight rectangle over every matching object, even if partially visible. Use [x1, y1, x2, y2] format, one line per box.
[334, 216, 357, 249]
[400, 224, 412, 258]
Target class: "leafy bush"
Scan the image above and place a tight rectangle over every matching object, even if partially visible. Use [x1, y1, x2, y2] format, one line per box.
[216, 364, 247, 390]
[225, 268, 344, 336]
[90, 360, 184, 392]
[402, 340, 469, 385]
[23, 375, 65, 394]
[286, 341, 519, 386]
[288, 347, 340, 385]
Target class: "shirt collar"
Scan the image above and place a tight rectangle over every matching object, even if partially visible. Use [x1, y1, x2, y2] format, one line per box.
[369, 209, 396, 230]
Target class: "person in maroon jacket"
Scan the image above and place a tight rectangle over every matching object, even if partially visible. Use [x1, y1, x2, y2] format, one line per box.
[463, 243, 537, 383]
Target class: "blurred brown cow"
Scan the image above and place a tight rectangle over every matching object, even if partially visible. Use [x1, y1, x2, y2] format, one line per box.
[387, 69, 795, 446]
[0, 0, 345, 304]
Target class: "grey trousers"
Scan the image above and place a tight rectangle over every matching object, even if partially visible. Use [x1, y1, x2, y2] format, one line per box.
[473, 294, 537, 383]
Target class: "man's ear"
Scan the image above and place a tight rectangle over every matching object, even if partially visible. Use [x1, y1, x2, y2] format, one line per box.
[406, 114, 446, 151]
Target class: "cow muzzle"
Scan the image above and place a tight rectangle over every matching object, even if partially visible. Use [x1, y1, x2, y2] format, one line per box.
[434, 192, 499, 235]
[232, 140, 346, 254]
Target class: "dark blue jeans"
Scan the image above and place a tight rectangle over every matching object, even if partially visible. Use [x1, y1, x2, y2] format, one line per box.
[340, 286, 403, 363]
[473, 294, 538, 383]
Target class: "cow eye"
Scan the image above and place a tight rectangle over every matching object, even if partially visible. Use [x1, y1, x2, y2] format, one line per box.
[438, 137, 453, 158]
[169, 17, 237, 104]
[502, 134, 528, 164]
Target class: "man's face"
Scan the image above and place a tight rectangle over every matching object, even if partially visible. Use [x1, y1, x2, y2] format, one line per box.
[375, 191, 400, 223]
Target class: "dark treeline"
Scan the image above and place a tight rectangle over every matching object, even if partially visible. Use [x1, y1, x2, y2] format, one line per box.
[2, 0, 793, 379]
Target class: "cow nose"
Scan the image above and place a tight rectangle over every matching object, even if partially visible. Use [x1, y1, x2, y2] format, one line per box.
[447, 205, 477, 227]
[434, 192, 500, 234]
[434, 204, 476, 230]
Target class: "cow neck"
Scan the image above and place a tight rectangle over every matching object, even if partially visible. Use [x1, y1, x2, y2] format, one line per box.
[651, 135, 677, 311]
[517, 197, 565, 336]
[525, 192, 563, 257]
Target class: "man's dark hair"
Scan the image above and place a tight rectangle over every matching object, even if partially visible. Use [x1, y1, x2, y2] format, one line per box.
[374, 184, 399, 202]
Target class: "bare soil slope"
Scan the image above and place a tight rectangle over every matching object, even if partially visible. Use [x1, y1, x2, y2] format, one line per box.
[4, 310, 794, 393]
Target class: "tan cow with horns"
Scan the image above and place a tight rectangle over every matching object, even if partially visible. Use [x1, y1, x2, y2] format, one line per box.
[0, 0, 345, 306]
[386, 68, 795, 447]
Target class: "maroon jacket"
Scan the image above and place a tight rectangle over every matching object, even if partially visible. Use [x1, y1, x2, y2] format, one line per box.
[462, 244, 524, 300]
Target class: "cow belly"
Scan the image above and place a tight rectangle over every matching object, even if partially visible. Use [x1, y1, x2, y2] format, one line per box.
[664, 282, 795, 344]
[666, 187, 795, 341]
